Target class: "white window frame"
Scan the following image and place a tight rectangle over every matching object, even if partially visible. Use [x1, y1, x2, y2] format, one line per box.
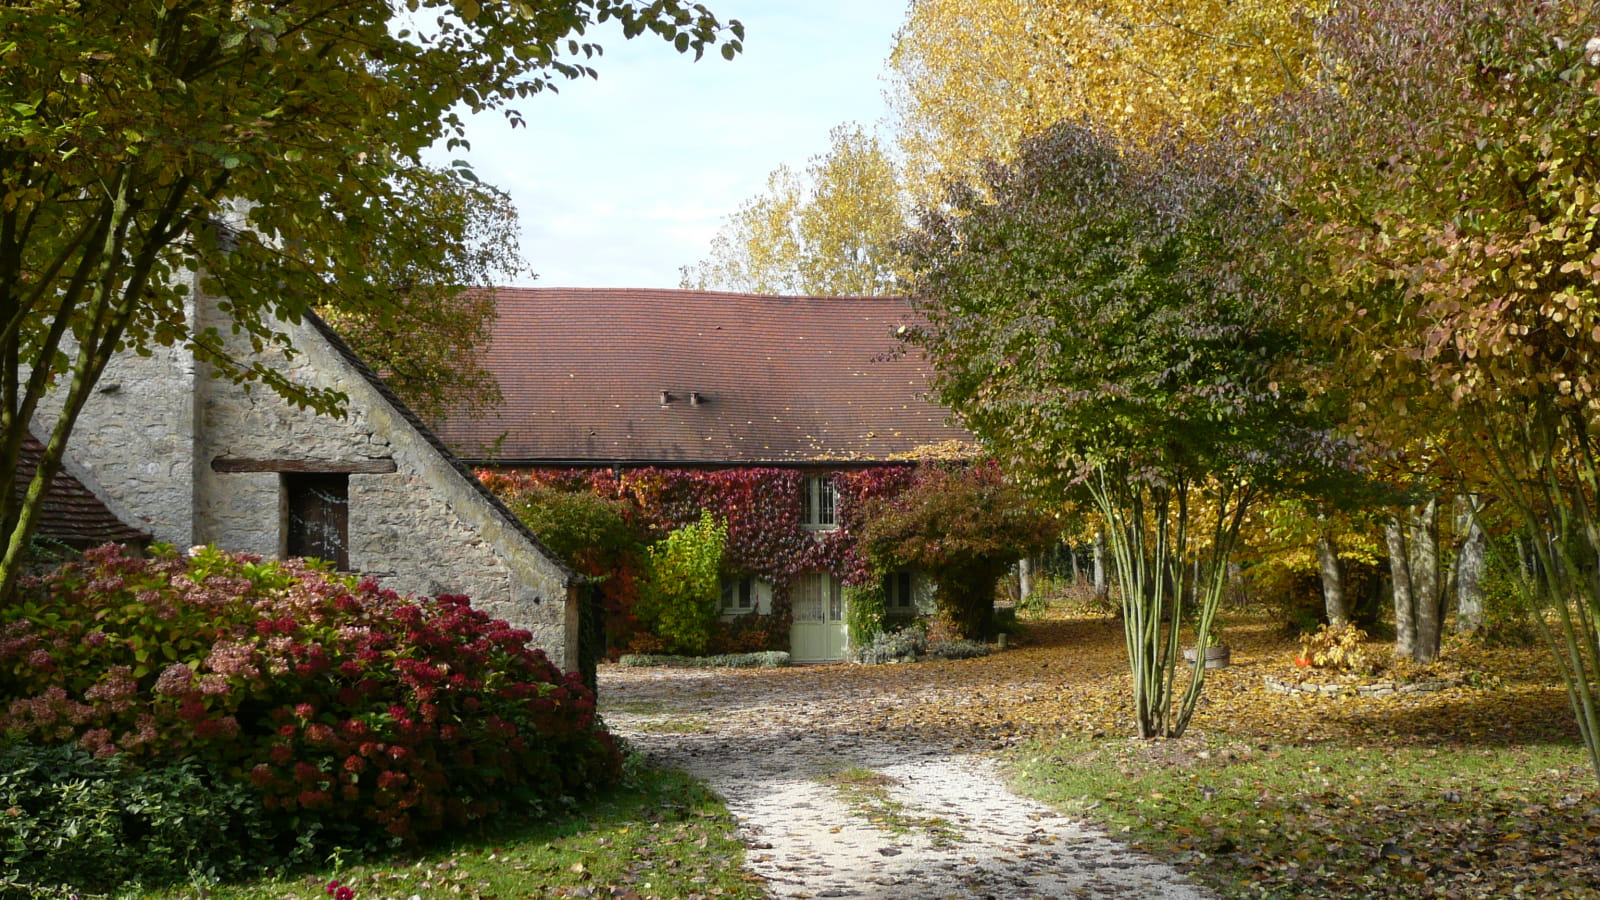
[792, 571, 843, 623]
[720, 576, 771, 615]
[800, 475, 838, 531]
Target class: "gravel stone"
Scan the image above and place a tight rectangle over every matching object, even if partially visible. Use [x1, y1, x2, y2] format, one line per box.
[600, 664, 1216, 900]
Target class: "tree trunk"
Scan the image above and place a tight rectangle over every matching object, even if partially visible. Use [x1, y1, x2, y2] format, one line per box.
[1017, 556, 1033, 606]
[1388, 501, 1444, 663]
[1455, 495, 1486, 635]
[1092, 530, 1108, 599]
[1067, 543, 1079, 583]
[1386, 518, 1417, 659]
[937, 570, 998, 639]
[1409, 501, 1443, 663]
[1317, 530, 1348, 626]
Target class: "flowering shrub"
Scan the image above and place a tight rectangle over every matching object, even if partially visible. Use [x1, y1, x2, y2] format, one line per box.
[0, 544, 620, 850]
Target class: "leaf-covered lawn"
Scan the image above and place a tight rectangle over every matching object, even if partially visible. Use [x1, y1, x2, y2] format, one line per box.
[957, 613, 1598, 899]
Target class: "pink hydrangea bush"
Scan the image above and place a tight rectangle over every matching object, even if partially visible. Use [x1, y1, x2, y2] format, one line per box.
[0, 544, 620, 843]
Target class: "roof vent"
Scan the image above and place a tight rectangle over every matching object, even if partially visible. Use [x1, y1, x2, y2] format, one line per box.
[689, 391, 705, 407]
[660, 390, 674, 406]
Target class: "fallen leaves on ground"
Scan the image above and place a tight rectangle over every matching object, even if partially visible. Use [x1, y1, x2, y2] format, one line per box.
[605, 610, 1599, 898]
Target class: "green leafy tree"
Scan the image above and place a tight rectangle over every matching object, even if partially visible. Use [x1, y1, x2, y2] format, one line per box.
[1266, 0, 1600, 778]
[856, 463, 1056, 640]
[682, 123, 904, 295]
[904, 123, 1339, 738]
[0, 0, 743, 604]
[637, 511, 726, 655]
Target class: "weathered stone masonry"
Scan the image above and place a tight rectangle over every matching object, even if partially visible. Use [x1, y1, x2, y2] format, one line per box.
[41, 286, 580, 670]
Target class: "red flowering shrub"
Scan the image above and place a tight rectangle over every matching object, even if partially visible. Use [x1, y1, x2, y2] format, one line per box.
[0, 544, 620, 847]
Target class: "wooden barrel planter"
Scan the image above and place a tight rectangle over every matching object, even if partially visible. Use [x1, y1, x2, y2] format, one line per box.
[1183, 645, 1232, 669]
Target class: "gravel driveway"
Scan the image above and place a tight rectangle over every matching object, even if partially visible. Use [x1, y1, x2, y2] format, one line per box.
[598, 662, 1216, 900]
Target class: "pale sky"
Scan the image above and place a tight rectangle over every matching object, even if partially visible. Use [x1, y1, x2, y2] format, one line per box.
[429, 2, 908, 289]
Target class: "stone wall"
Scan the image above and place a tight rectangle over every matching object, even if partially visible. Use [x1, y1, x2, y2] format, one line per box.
[40, 284, 579, 670]
[37, 324, 199, 545]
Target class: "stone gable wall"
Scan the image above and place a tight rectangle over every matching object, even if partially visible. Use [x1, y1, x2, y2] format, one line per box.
[41, 337, 199, 545]
[40, 288, 578, 670]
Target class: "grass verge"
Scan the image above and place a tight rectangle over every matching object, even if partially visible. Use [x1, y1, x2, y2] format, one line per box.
[1012, 734, 1600, 899]
[818, 766, 963, 847]
[140, 758, 764, 900]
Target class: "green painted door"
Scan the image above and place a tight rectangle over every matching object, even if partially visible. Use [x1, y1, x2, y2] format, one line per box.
[790, 572, 847, 662]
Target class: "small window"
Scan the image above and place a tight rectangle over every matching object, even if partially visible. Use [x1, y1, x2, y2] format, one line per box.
[285, 473, 349, 569]
[720, 576, 772, 615]
[800, 476, 837, 530]
[884, 571, 915, 613]
[722, 577, 754, 613]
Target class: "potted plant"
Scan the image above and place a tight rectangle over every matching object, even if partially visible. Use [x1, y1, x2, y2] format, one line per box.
[1183, 629, 1231, 669]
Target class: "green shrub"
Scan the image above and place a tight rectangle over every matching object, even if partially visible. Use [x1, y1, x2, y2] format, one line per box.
[614, 651, 789, 668]
[636, 512, 726, 655]
[853, 622, 928, 665]
[924, 639, 991, 661]
[0, 743, 274, 897]
[0, 544, 621, 859]
[503, 482, 640, 567]
[844, 580, 887, 646]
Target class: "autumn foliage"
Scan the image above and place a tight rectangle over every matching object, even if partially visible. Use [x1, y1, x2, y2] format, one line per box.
[483, 463, 1044, 648]
[856, 463, 1055, 638]
[0, 545, 620, 848]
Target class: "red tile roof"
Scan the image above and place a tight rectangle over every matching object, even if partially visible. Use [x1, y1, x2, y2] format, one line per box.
[433, 288, 972, 465]
[15, 434, 151, 549]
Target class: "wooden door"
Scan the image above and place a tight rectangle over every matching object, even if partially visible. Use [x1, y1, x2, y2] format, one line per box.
[285, 473, 349, 569]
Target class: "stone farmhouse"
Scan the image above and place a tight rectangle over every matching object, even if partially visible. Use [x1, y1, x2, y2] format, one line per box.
[30, 291, 582, 671]
[431, 287, 975, 662]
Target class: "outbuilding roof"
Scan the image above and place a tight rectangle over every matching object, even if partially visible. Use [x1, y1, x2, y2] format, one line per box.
[16, 434, 151, 549]
[433, 288, 971, 466]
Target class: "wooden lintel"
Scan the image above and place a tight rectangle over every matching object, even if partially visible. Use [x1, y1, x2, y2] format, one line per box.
[211, 457, 398, 474]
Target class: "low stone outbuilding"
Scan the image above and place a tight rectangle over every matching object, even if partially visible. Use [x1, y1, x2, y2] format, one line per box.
[13, 432, 152, 555]
[39, 293, 581, 671]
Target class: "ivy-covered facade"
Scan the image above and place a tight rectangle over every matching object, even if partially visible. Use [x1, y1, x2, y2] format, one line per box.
[439, 288, 975, 661]
[479, 464, 937, 661]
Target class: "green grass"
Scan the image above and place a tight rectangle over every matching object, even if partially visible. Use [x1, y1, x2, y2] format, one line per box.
[1011, 735, 1600, 899]
[817, 766, 964, 847]
[138, 760, 765, 900]
[632, 717, 709, 734]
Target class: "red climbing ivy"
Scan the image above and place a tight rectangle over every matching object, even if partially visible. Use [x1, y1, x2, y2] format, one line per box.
[480, 465, 919, 652]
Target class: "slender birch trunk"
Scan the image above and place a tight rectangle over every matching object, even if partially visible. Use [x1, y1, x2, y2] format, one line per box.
[1455, 494, 1486, 635]
[1317, 529, 1348, 626]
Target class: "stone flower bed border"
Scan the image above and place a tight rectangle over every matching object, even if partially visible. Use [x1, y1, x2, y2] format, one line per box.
[1264, 674, 1465, 698]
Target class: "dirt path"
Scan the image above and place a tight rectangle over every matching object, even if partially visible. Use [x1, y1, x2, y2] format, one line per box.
[599, 662, 1216, 900]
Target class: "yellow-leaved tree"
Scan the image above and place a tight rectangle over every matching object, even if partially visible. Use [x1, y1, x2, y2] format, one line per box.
[681, 124, 904, 296]
[887, 0, 1327, 201]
